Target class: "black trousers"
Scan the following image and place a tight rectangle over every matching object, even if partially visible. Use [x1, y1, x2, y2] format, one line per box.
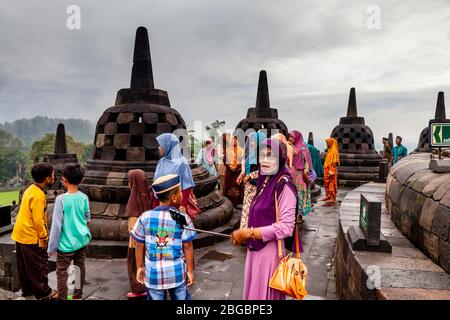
[15, 243, 52, 299]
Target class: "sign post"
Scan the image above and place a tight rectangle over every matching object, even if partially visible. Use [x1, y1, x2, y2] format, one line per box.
[428, 120, 450, 172]
[429, 121, 450, 148]
[347, 194, 392, 253]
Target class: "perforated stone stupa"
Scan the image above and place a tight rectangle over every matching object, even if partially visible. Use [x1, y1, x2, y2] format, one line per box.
[329, 88, 382, 186]
[415, 92, 447, 153]
[79, 27, 233, 241]
[235, 70, 288, 137]
[43, 123, 78, 192]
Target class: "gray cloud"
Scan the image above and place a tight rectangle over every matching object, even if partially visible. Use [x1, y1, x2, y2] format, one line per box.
[0, 0, 450, 153]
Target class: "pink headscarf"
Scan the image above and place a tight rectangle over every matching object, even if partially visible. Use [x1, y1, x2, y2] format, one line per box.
[290, 130, 313, 171]
[204, 138, 215, 165]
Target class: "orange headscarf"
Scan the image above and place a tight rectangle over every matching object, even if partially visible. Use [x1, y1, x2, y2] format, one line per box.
[225, 136, 244, 168]
[324, 138, 340, 168]
[271, 133, 294, 167]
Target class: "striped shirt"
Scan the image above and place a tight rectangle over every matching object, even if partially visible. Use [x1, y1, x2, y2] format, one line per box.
[131, 206, 196, 290]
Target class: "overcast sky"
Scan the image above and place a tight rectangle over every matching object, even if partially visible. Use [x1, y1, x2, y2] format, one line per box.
[1, 0, 450, 151]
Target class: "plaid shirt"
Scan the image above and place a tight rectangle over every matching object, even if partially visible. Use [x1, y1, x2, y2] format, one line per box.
[131, 206, 196, 290]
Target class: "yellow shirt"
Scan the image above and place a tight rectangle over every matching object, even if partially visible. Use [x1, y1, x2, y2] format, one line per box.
[11, 184, 48, 247]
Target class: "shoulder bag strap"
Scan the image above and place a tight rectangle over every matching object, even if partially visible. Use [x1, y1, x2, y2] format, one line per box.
[274, 175, 301, 259]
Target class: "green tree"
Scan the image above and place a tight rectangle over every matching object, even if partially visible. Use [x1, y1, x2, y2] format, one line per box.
[188, 130, 202, 163]
[205, 120, 226, 142]
[0, 129, 28, 183]
[29, 133, 93, 165]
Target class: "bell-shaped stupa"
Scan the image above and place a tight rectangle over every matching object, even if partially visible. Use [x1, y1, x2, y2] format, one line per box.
[235, 71, 288, 137]
[328, 88, 382, 186]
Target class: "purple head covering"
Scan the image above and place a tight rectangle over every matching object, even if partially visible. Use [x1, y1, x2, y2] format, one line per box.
[290, 130, 313, 171]
[247, 138, 297, 252]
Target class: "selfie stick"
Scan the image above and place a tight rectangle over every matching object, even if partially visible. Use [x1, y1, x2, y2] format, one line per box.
[169, 208, 231, 238]
[183, 227, 231, 238]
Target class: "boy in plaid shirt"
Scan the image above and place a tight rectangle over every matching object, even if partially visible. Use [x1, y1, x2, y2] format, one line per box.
[131, 174, 196, 300]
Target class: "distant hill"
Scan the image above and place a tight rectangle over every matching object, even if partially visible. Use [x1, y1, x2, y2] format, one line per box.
[0, 116, 95, 146]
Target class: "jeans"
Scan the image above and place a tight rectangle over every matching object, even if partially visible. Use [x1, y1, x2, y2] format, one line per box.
[147, 282, 191, 300]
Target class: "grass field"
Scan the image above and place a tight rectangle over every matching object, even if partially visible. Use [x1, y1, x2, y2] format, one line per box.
[0, 190, 20, 206]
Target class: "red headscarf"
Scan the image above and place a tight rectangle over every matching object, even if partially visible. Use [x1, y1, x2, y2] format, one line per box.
[125, 169, 152, 217]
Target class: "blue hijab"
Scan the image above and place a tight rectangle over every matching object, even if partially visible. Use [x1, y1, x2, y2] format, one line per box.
[245, 131, 267, 175]
[155, 133, 195, 190]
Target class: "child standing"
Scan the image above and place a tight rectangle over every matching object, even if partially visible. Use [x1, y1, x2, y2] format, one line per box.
[11, 163, 57, 300]
[125, 169, 151, 299]
[48, 164, 92, 300]
[131, 174, 196, 300]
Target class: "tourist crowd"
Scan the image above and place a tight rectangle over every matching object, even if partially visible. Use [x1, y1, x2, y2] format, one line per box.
[10, 130, 408, 301]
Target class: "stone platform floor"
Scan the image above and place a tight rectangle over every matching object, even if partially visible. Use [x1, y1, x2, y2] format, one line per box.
[5, 187, 351, 300]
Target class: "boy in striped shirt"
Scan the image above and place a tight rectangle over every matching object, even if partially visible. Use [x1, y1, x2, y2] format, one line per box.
[131, 174, 196, 300]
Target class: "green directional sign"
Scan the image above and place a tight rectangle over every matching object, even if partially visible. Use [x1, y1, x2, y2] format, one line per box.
[429, 121, 450, 148]
[359, 201, 368, 232]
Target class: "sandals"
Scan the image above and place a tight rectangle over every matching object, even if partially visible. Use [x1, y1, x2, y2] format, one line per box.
[39, 290, 58, 300]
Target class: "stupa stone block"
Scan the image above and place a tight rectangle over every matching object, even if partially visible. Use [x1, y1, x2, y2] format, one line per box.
[117, 112, 135, 124]
[114, 134, 130, 149]
[126, 147, 145, 161]
[104, 122, 118, 135]
[143, 112, 158, 124]
[156, 122, 172, 133]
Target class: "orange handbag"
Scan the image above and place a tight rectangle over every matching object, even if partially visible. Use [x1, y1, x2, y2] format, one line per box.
[269, 182, 308, 300]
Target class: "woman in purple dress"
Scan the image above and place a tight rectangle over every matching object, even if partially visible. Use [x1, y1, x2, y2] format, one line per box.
[230, 138, 297, 300]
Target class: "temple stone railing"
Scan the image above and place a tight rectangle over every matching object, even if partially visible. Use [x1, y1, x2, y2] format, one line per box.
[386, 153, 450, 273]
[335, 182, 450, 299]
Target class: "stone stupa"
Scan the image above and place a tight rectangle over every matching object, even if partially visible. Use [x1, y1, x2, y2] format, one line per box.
[327, 88, 383, 186]
[235, 70, 288, 137]
[79, 26, 234, 243]
[415, 91, 447, 153]
[43, 123, 78, 192]
[307, 132, 314, 146]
